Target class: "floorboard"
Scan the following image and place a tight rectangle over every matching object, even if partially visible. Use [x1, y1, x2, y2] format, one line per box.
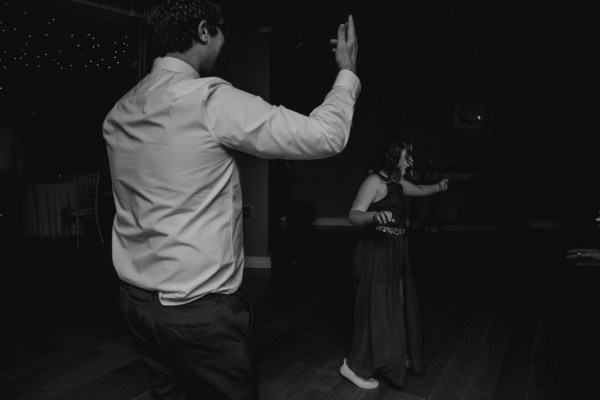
[0, 227, 571, 399]
[459, 311, 513, 400]
[426, 294, 500, 400]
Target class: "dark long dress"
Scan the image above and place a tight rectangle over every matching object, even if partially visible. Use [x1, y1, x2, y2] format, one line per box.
[347, 175, 423, 387]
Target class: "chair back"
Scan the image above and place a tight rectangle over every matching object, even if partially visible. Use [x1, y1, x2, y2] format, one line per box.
[73, 172, 100, 213]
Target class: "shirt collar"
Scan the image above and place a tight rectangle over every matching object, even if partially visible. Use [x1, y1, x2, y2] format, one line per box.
[152, 57, 200, 79]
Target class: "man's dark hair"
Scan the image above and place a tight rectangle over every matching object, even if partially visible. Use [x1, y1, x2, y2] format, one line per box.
[367, 134, 413, 180]
[144, 0, 223, 56]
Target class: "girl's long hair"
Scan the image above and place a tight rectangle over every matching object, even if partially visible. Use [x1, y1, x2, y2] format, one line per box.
[366, 135, 413, 181]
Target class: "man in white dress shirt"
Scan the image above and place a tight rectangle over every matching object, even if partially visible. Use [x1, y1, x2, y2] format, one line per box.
[103, 0, 359, 398]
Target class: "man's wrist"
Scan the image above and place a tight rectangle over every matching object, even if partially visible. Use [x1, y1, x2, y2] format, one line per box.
[333, 69, 361, 99]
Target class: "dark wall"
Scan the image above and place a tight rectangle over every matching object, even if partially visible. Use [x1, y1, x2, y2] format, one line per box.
[4, 1, 594, 233]
[268, 17, 592, 227]
[0, 2, 141, 180]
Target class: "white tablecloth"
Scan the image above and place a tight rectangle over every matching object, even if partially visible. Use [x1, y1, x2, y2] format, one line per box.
[22, 182, 75, 239]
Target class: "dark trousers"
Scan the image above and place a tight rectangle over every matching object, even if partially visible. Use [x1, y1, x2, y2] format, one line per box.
[119, 282, 259, 400]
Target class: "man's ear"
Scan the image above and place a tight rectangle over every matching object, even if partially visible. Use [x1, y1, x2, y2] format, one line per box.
[197, 20, 210, 44]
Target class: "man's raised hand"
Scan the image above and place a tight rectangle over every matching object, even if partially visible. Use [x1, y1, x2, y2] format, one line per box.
[330, 15, 358, 74]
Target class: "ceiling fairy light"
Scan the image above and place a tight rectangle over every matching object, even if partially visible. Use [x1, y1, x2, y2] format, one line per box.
[0, 0, 137, 74]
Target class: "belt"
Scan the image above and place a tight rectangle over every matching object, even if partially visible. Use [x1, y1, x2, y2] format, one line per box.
[119, 281, 223, 304]
[375, 226, 406, 235]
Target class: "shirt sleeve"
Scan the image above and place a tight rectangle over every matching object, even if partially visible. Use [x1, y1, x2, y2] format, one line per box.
[205, 70, 361, 160]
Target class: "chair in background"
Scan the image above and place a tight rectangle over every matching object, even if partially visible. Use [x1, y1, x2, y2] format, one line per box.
[61, 172, 104, 248]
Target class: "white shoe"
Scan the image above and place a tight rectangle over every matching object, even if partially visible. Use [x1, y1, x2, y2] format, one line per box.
[340, 358, 379, 389]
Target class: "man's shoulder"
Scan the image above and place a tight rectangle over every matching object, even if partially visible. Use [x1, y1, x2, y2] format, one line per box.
[158, 75, 233, 99]
[114, 75, 234, 106]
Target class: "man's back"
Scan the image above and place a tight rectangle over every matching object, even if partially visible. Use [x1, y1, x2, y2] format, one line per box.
[104, 57, 245, 305]
[104, 55, 360, 306]
[104, 3, 358, 397]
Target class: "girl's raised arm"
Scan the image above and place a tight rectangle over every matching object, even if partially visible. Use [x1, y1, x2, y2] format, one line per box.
[401, 178, 448, 197]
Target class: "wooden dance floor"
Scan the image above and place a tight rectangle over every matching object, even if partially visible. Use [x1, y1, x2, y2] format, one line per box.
[0, 225, 595, 399]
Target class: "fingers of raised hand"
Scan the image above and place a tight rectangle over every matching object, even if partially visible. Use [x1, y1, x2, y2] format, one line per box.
[347, 15, 356, 38]
[345, 15, 356, 47]
[338, 22, 347, 41]
[330, 38, 338, 52]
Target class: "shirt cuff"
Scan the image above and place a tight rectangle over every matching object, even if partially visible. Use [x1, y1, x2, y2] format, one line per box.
[333, 69, 361, 100]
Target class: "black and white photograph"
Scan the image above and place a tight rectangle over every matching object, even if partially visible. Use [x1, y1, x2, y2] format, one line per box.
[0, 0, 593, 399]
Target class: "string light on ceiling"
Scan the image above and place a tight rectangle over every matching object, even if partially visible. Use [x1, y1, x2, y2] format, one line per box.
[0, 0, 136, 83]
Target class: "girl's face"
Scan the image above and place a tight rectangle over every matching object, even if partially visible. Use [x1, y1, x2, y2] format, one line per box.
[397, 148, 414, 176]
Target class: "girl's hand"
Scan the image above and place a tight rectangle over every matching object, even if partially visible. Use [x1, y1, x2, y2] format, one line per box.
[566, 248, 600, 267]
[373, 211, 394, 225]
[438, 179, 449, 192]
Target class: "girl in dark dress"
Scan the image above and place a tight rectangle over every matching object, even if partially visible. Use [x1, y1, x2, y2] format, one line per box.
[340, 136, 449, 389]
